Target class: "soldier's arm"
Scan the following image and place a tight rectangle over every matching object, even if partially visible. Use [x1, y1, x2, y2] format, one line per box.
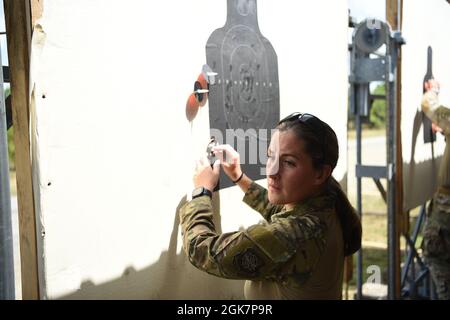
[179, 196, 327, 280]
[422, 91, 450, 133]
[242, 181, 284, 221]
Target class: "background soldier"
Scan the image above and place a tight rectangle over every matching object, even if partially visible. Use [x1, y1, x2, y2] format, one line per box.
[421, 79, 450, 300]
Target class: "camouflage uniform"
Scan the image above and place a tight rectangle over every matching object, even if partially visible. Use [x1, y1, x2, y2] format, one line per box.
[422, 91, 450, 300]
[179, 181, 345, 299]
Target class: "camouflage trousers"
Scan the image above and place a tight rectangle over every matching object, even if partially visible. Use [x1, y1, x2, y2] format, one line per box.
[423, 187, 450, 300]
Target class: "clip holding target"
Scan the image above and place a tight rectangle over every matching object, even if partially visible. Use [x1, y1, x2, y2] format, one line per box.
[195, 73, 209, 107]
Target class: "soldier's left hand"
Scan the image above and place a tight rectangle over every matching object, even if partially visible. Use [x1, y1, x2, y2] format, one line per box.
[193, 156, 220, 192]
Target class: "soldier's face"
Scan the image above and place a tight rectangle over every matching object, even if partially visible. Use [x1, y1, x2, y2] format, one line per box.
[266, 130, 327, 207]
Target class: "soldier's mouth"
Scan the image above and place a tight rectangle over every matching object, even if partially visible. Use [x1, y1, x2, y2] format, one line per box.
[268, 183, 281, 192]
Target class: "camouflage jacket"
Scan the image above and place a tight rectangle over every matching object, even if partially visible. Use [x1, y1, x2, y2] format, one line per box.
[179, 182, 343, 298]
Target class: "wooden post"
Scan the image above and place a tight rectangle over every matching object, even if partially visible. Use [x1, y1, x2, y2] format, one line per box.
[386, 0, 403, 299]
[3, 0, 43, 300]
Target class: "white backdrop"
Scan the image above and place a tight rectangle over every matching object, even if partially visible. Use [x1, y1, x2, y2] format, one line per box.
[401, 0, 450, 211]
[29, 0, 349, 299]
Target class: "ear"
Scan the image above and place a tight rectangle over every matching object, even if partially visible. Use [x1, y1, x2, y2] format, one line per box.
[313, 165, 332, 186]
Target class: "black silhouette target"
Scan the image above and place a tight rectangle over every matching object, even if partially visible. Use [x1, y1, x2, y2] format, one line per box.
[206, 0, 280, 189]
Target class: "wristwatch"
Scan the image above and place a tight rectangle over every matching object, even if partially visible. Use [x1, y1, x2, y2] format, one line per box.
[192, 187, 212, 200]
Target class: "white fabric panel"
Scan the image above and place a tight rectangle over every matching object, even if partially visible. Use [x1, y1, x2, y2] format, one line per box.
[401, 0, 450, 211]
[30, 0, 348, 299]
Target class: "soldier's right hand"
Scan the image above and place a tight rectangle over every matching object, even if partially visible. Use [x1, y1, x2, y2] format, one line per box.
[212, 144, 243, 182]
[424, 79, 440, 94]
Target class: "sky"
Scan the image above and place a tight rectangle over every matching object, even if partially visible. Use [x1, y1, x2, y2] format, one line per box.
[348, 0, 386, 21]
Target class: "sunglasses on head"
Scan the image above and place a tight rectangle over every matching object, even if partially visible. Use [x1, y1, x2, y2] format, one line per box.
[278, 112, 327, 133]
[278, 112, 330, 164]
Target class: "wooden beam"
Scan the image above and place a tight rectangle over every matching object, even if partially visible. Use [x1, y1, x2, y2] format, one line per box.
[3, 0, 40, 300]
[386, 0, 403, 300]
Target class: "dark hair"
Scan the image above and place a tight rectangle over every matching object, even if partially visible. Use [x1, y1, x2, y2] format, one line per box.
[277, 117, 362, 256]
[277, 116, 338, 169]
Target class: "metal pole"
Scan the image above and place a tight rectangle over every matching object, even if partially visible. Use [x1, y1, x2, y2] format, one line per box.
[386, 37, 398, 300]
[0, 42, 15, 299]
[356, 108, 363, 299]
[350, 42, 364, 299]
[354, 51, 366, 298]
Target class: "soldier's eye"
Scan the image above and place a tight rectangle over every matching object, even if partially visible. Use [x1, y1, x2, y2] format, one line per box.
[283, 160, 295, 167]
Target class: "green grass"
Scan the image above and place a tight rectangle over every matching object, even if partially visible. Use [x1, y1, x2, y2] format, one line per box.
[7, 126, 15, 171]
[348, 128, 385, 140]
[349, 194, 387, 215]
[361, 214, 388, 244]
[9, 171, 16, 196]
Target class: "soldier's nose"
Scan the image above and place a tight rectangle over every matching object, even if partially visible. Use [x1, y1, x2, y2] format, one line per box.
[266, 161, 279, 177]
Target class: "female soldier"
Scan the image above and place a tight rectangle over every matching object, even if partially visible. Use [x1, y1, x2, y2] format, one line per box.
[179, 113, 362, 299]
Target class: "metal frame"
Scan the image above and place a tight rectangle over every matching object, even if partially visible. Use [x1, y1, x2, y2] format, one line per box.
[349, 18, 404, 300]
[349, 17, 437, 300]
[400, 203, 436, 299]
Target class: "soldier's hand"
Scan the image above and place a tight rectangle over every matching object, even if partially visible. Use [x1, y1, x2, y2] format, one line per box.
[193, 156, 220, 192]
[424, 79, 440, 94]
[432, 122, 444, 135]
[212, 144, 243, 182]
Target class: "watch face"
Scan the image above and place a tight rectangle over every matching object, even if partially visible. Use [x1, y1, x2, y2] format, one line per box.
[192, 187, 204, 198]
